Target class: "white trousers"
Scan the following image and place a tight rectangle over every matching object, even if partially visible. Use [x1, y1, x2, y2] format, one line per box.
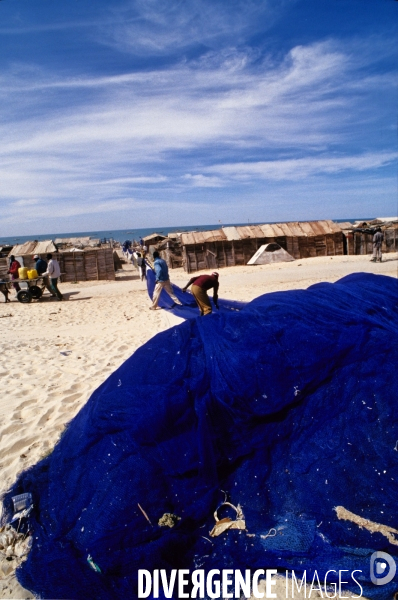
[152, 280, 181, 308]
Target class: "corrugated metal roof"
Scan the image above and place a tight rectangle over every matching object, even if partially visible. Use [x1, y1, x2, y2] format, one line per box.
[337, 222, 355, 230]
[54, 236, 99, 246]
[277, 222, 294, 237]
[180, 229, 226, 245]
[259, 224, 276, 237]
[308, 222, 324, 235]
[9, 240, 57, 256]
[201, 229, 226, 242]
[222, 226, 241, 241]
[269, 223, 286, 237]
[234, 225, 265, 239]
[181, 220, 343, 245]
[143, 233, 167, 242]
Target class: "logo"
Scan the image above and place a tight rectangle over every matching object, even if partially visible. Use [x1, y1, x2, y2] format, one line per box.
[370, 551, 396, 585]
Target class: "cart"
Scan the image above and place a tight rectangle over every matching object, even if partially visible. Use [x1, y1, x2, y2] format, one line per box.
[10, 277, 47, 304]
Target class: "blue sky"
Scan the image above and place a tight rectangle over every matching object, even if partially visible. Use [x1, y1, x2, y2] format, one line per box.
[0, 0, 397, 236]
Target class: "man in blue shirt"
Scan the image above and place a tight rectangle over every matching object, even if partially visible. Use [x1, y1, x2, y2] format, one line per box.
[33, 254, 55, 297]
[150, 251, 182, 310]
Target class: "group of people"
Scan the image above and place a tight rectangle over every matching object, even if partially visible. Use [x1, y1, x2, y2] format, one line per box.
[122, 239, 148, 282]
[149, 227, 386, 315]
[7, 253, 63, 300]
[150, 251, 219, 316]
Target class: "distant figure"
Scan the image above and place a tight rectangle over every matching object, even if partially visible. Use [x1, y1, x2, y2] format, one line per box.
[42, 254, 63, 300]
[150, 251, 182, 310]
[136, 252, 146, 281]
[182, 272, 219, 316]
[122, 241, 132, 261]
[0, 282, 10, 303]
[33, 254, 55, 296]
[371, 228, 384, 262]
[139, 237, 144, 247]
[130, 249, 137, 268]
[7, 255, 21, 292]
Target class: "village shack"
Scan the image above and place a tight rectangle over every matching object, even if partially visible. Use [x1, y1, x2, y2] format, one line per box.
[0, 245, 14, 279]
[8, 241, 115, 282]
[9, 240, 58, 270]
[54, 236, 100, 250]
[157, 234, 184, 269]
[180, 220, 345, 273]
[345, 218, 398, 256]
[57, 248, 116, 282]
[142, 233, 167, 247]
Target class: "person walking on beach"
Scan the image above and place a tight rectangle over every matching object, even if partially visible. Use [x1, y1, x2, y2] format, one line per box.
[136, 252, 146, 281]
[371, 228, 384, 262]
[182, 272, 219, 316]
[33, 254, 55, 296]
[7, 255, 21, 292]
[150, 251, 182, 310]
[42, 254, 63, 300]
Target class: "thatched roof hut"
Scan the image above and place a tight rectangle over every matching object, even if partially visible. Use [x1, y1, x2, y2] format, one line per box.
[6, 240, 115, 282]
[54, 236, 100, 249]
[142, 233, 167, 246]
[9, 240, 57, 258]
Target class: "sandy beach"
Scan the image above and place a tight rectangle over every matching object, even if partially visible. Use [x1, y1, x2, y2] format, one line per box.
[1, 253, 397, 599]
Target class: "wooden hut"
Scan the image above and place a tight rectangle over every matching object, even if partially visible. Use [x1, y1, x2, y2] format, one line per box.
[9, 240, 58, 272]
[10, 240, 57, 261]
[0, 245, 14, 279]
[57, 248, 115, 282]
[8, 241, 115, 282]
[181, 220, 345, 273]
[142, 233, 167, 246]
[348, 221, 398, 256]
[54, 236, 100, 249]
[157, 237, 184, 269]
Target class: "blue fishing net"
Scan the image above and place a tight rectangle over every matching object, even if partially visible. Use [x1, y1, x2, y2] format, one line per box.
[2, 273, 398, 600]
[145, 267, 246, 317]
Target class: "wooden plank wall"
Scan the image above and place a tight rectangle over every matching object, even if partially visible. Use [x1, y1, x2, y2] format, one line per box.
[58, 249, 115, 282]
[0, 257, 8, 279]
[182, 230, 349, 272]
[184, 238, 275, 272]
[385, 228, 398, 252]
[353, 228, 398, 255]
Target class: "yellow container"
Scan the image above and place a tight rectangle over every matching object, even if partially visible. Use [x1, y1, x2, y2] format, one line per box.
[18, 267, 29, 280]
[28, 269, 38, 279]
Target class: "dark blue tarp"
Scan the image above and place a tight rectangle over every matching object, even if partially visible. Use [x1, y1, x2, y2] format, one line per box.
[2, 273, 398, 599]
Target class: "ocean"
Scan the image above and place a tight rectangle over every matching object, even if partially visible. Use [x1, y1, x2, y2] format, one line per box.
[0, 218, 373, 247]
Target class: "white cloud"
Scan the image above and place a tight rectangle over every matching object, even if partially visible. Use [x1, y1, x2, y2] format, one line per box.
[0, 35, 396, 234]
[204, 153, 398, 181]
[182, 174, 224, 188]
[99, 0, 283, 56]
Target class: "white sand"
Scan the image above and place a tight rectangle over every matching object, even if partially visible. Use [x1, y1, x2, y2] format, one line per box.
[1, 253, 396, 598]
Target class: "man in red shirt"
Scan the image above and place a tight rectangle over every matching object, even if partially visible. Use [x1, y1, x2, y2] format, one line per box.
[7, 255, 21, 292]
[182, 272, 219, 316]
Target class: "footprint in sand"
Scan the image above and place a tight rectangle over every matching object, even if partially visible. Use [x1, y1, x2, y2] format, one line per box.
[62, 393, 82, 404]
[0, 436, 39, 459]
[1, 422, 20, 436]
[16, 398, 37, 410]
[69, 383, 86, 392]
[36, 408, 55, 426]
